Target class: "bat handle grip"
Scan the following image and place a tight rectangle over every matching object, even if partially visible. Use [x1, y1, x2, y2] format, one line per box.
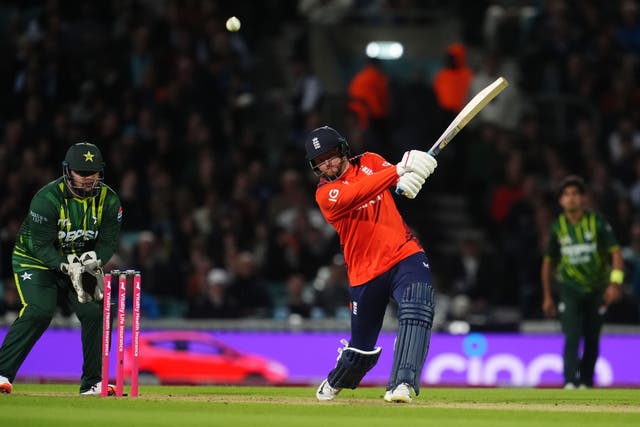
[395, 150, 437, 195]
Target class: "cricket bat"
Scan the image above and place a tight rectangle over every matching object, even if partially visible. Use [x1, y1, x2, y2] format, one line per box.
[397, 76, 509, 195]
[429, 76, 509, 156]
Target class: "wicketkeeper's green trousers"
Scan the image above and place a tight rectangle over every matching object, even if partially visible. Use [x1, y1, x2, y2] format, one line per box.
[0, 267, 104, 392]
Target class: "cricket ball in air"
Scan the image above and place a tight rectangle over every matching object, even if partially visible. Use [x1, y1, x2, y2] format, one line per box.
[226, 16, 241, 32]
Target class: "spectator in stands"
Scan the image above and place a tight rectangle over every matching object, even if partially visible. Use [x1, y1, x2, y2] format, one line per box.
[227, 251, 273, 318]
[283, 273, 313, 319]
[347, 57, 391, 157]
[468, 52, 521, 130]
[312, 254, 350, 319]
[622, 222, 640, 300]
[298, 0, 354, 25]
[290, 56, 324, 141]
[616, 0, 640, 54]
[444, 236, 500, 319]
[186, 268, 236, 319]
[433, 42, 473, 115]
[489, 151, 525, 226]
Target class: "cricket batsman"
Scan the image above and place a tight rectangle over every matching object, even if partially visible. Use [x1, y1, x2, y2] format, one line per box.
[306, 126, 437, 403]
[0, 142, 122, 395]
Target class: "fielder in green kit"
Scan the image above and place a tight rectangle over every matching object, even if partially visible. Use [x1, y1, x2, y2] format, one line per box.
[541, 175, 623, 389]
[0, 142, 122, 395]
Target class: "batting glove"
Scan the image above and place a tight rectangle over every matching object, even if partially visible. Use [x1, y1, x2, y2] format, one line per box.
[396, 150, 438, 179]
[396, 172, 425, 199]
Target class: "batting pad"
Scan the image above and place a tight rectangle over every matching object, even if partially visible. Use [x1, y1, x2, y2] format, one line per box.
[328, 340, 382, 389]
[388, 282, 435, 395]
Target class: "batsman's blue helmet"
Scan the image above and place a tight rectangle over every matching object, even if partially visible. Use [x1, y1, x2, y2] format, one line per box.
[304, 126, 350, 162]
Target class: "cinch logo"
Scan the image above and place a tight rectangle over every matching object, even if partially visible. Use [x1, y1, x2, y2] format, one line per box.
[424, 333, 614, 386]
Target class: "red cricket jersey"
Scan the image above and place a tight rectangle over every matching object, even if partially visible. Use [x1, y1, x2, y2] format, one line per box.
[315, 152, 423, 286]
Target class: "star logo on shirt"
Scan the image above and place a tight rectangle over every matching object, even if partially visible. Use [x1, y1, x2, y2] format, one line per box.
[83, 151, 95, 162]
[21, 272, 32, 281]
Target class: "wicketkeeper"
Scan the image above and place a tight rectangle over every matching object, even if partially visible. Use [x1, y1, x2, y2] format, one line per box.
[306, 126, 437, 403]
[0, 142, 122, 395]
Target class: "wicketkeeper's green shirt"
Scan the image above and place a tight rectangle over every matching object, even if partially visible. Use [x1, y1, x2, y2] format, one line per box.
[544, 210, 619, 293]
[12, 177, 122, 273]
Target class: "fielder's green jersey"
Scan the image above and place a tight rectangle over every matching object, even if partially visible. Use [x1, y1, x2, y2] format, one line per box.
[12, 177, 122, 273]
[544, 210, 619, 293]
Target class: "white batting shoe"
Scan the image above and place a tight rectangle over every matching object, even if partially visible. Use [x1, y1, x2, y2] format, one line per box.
[316, 379, 341, 401]
[80, 382, 115, 396]
[384, 383, 412, 403]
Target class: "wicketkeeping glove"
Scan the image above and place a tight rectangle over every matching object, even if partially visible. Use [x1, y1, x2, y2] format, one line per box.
[79, 251, 104, 301]
[60, 254, 91, 303]
[396, 172, 425, 199]
[79, 251, 101, 273]
[396, 150, 438, 179]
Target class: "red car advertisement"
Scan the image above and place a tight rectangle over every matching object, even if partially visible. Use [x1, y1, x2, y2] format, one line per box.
[123, 331, 288, 385]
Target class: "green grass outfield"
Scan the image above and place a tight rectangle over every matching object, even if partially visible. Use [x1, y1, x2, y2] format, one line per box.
[1, 385, 639, 427]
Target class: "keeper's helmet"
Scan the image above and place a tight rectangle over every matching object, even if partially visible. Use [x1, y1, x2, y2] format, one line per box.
[304, 126, 351, 181]
[62, 142, 105, 198]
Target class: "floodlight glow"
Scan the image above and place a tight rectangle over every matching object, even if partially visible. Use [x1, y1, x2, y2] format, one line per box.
[366, 42, 380, 58]
[366, 41, 404, 60]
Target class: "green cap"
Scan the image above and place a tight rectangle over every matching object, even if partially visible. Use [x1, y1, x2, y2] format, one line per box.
[63, 142, 105, 172]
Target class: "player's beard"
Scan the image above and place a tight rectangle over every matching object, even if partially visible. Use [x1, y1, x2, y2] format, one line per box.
[322, 157, 349, 182]
[66, 176, 102, 198]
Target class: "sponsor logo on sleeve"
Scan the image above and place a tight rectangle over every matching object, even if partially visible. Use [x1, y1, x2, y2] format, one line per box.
[30, 210, 48, 224]
[328, 189, 339, 202]
[117, 207, 123, 222]
[355, 194, 383, 211]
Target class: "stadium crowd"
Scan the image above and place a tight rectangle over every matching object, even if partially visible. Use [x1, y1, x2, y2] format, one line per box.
[0, 0, 639, 327]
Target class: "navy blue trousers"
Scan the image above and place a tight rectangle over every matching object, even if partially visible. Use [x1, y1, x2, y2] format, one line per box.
[348, 252, 433, 350]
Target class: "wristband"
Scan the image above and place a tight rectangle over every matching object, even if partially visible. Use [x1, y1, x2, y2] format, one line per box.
[610, 269, 624, 285]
